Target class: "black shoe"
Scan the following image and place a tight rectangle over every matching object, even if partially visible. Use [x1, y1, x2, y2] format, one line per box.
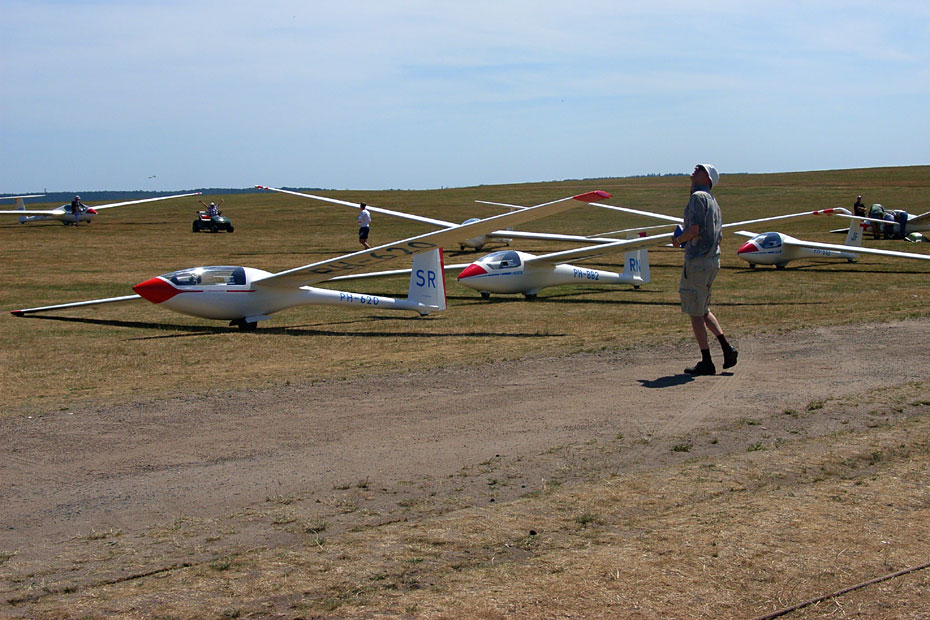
[685, 360, 716, 376]
[723, 348, 739, 369]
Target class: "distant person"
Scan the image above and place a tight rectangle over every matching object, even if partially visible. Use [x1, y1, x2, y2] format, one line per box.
[70, 195, 88, 225]
[883, 210, 897, 239]
[358, 202, 371, 249]
[671, 164, 737, 376]
[199, 198, 224, 217]
[853, 195, 865, 217]
[868, 204, 885, 239]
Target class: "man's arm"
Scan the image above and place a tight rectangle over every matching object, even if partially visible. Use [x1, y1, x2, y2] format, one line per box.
[672, 224, 701, 247]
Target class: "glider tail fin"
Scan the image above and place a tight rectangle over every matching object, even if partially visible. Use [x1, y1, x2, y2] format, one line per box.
[621, 247, 650, 285]
[407, 248, 446, 314]
[15, 197, 27, 223]
[623, 233, 650, 285]
[844, 220, 865, 247]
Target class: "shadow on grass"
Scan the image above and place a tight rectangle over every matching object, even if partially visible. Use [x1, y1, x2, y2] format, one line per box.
[637, 371, 734, 388]
[637, 374, 695, 388]
[17, 314, 563, 341]
[449, 288, 826, 307]
[734, 263, 930, 275]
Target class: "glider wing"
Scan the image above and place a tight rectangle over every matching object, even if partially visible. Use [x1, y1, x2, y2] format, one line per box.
[11, 295, 142, 316]
[254, 191, 611, 288]
[256, 185, 456, 228]
[90, 191, 203, 210]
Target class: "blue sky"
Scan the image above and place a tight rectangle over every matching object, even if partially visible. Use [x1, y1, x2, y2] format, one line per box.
[2, 1, 928, 192]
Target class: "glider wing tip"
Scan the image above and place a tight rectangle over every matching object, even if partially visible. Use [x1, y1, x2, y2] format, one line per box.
[572, 190, 612, 202]
[10, 310, 24, 316]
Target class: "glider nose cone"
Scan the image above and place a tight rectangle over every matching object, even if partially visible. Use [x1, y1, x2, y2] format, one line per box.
[133, 277, 179, 304]
[457, 264, 487, 280]
[737, 241, 759, 254]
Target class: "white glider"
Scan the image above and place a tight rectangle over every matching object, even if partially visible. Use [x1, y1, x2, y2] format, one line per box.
[831, 207, 930, 239]
[11, 191, 610, 329]
[0, 192, 202, 225]
[256, 185, 638, 250]
[329, 208, 874, 299]
[333, 231, 662, 299]
[735, 220, 930, 268]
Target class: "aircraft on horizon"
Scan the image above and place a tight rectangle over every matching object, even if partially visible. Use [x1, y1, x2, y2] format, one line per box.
[0, 192, 202, 225]
[735, 219, 930, 268]
[11, 191, 610, 329]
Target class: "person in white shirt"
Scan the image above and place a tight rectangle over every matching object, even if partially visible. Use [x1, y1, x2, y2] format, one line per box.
[357, 202, 371, 249]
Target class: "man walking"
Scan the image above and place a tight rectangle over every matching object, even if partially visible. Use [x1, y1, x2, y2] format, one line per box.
[358, 202, 371, 249]
[671, 164, 737, 375]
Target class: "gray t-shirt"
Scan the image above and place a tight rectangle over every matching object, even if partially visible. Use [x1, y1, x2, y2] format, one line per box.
[683, 188, 722, 260]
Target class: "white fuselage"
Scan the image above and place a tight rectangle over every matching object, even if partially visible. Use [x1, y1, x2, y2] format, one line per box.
[737, 232, 857, 267]
[456, 250, 643, 296]
[861, 215, 929, 236]
[20, 205, 97, 225]
[133, 265, 440, 322]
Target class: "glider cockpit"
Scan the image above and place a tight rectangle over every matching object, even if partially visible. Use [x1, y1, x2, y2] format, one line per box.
[482, 250, 523, 270]
[164, 266, 247, 287]
[756, 232, 783, 249]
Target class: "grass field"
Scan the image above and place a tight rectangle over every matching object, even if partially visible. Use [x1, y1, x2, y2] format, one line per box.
[3, 166, 930, 619]
[3, 166, 929, 415]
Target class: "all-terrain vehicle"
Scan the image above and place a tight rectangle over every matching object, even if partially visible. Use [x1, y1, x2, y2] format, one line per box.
[193, 210, 234, 233]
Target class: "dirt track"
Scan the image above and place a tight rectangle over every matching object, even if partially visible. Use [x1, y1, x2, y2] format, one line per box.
[2, 318, 929, 611]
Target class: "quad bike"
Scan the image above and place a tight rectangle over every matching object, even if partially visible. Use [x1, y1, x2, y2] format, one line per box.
[193, 210, 234, 233]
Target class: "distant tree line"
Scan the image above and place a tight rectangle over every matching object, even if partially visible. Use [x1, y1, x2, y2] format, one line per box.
[12, 173, 745, 204]
[14, 187, 284, 204]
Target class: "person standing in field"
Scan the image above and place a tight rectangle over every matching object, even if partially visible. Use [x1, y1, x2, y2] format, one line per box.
[671, 164, 737, 376]
[853, 195, 865, 217]
[358, 202, 371, 249]
[70, 195, 88, 225]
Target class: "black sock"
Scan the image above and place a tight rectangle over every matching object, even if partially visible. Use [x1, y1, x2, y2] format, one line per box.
[701, 348, 712, 364]
[717, 335, 732, 352]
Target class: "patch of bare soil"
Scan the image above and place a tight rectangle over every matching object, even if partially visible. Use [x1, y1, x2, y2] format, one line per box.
[1, 319, 929, 618]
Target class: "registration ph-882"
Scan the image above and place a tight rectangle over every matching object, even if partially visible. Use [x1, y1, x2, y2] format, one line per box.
[572, 268, 600, 280]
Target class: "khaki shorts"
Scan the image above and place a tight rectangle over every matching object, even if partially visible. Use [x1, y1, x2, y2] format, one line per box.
[679, 255, 720, 316]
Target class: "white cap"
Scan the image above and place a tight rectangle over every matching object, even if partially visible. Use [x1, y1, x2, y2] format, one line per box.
[698, 164, 719, 188]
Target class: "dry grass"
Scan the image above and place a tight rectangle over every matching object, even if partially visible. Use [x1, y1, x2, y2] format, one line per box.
[4, 167, 930, 618]
[22, 388, 930, 619]
[3, 166, 930, 416]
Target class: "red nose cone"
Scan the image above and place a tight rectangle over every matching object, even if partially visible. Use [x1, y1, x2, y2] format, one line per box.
[133, 277, 179, 304]
[737, 241, 758, 254]
[457, 263, 488, 280]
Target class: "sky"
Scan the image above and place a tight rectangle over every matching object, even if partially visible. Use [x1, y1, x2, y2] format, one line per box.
[2, 1, 929, 192]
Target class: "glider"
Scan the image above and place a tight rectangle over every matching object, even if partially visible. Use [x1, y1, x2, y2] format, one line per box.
[735, 220, 930, 268]
[255, 185, 645, 251]
[331, 231, 662, 299]
[328, 208, 874, 299]
[0, 192, 202, 225]
[11, 191, 610, 329]
[830, 206, 930, 240]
